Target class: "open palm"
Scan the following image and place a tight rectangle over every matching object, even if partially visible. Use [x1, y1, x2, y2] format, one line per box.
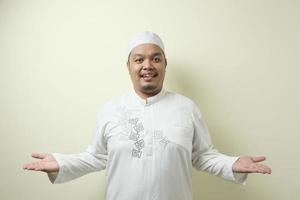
[232, 156, 272, 174]
[23, 153, 59, 173]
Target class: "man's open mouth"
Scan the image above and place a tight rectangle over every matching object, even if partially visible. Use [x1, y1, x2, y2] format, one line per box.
[140, 73, 157, 81]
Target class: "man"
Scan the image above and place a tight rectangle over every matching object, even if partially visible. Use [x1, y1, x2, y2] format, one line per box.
[23, 31, 272, 200]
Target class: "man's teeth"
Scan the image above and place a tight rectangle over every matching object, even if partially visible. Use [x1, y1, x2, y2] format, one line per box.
[142, 74, 154, 77]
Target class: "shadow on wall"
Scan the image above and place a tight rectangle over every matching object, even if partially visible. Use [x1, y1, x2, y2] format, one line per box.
[166, 64, 270, 200]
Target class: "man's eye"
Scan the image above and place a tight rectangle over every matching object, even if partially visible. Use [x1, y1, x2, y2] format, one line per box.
[135, 58, 143, 63]
[153, 57, 161, 62]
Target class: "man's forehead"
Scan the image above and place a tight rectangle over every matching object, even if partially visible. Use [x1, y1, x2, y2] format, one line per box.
[131, 52, 163, 58]
[130, 44, 164, 57]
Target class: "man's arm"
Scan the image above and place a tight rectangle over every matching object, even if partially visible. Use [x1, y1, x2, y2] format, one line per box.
[190, 101, 271, 184]
[23, 107, 110, 183]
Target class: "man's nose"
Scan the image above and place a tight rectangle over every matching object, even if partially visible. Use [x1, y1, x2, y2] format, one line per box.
[142, 59, 153, 70]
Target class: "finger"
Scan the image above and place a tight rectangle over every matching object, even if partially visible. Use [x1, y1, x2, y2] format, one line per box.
[255, 165, 267, 173]
[23, 162, 44, 171]
[249, 164, 272, 174]
[251, 156, 266, 162]
[22, 164, 28, 170]
[260, 165, 272, 174]
[31, 153, 47, 159]
[23, 163, 33, 170]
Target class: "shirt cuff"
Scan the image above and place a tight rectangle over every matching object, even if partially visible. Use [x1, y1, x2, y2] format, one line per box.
[47, 172, 58, 183]
[225, 156, 248, 185]
[233, 171, 248, 185]
[47, 153, 65, 184]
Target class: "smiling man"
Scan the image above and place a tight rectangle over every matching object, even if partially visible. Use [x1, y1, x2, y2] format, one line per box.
[23, 31, 271, 200]
[128, 42, 166, 100]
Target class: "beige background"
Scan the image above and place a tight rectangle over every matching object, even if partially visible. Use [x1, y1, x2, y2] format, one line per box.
[1, 0, 299, 199]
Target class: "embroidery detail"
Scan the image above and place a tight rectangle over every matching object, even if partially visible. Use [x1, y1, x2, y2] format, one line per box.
[128, 118, 139, 125]
[135, 139, 145, 150]
[117, 107, 171, 158]
[129, 131, 140, 141]
[133, 122, 144, 133]
[127, 117, 145, 158]
[160, 137, 170, 148]
[132, 149, 142, 158]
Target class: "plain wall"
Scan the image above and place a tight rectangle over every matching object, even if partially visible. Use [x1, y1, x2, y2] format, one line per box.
[1, 0, 299, 199]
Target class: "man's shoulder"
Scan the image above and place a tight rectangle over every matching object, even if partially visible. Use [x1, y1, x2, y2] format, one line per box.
[165, 90, 202, 116]
[101, 92, 131, 110]
[95, 92, 131, 120]
[164, 90, 195, 106]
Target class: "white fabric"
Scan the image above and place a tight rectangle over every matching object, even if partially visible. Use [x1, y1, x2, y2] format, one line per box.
[49, 89, 247, 200]
[127, 31, 165, 56]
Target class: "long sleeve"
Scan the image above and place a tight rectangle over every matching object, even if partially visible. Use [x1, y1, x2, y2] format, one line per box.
[48, 108, 110, 184]
[190, 102, 247, 184]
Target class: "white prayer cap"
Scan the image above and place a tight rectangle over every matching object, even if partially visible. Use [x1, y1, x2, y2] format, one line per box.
[127, 31, 165, 57]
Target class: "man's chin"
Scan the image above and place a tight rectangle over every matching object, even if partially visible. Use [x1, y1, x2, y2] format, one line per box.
[141, 84, 159, 94]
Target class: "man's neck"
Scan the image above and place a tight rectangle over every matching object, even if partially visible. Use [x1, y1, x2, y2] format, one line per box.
[134, 88, 162, 100]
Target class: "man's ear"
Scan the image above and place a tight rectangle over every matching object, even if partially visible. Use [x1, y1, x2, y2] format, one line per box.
[165, 58, 168, 69]
[126, 61, 130, 73]
[127, 53, 131, 71]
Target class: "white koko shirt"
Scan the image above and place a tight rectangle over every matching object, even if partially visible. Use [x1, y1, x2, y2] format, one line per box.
[49, 89, 247, 200]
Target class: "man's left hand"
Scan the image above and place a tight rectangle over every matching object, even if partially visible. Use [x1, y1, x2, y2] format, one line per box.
[232, 156, 272, 174]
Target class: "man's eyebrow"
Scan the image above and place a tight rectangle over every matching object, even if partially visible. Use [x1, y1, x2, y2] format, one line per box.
[131, 53, 144, 58]
[132, 52, 163, 58]
[152, 52, 163, 57]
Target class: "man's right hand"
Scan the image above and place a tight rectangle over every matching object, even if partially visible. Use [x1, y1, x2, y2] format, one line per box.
[23, 153, 59, 173]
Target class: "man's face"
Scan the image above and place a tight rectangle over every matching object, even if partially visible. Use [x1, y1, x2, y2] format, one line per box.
[127, 43, 167, 99]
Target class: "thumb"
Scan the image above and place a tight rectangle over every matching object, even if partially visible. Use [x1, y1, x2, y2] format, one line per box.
[251, 156, 266, 162]
[31, 153, 47, 159]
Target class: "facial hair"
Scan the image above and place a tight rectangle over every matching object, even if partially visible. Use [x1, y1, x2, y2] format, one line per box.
[141, 84, 157, 93]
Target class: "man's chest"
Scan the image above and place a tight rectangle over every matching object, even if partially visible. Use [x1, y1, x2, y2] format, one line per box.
[105, 105, 194, 158]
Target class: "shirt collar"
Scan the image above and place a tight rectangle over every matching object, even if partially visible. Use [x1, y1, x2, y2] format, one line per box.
[132, 88, 165, 106]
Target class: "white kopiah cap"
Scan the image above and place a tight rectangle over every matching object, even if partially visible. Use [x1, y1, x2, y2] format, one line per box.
[127, 31, 165, 57]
